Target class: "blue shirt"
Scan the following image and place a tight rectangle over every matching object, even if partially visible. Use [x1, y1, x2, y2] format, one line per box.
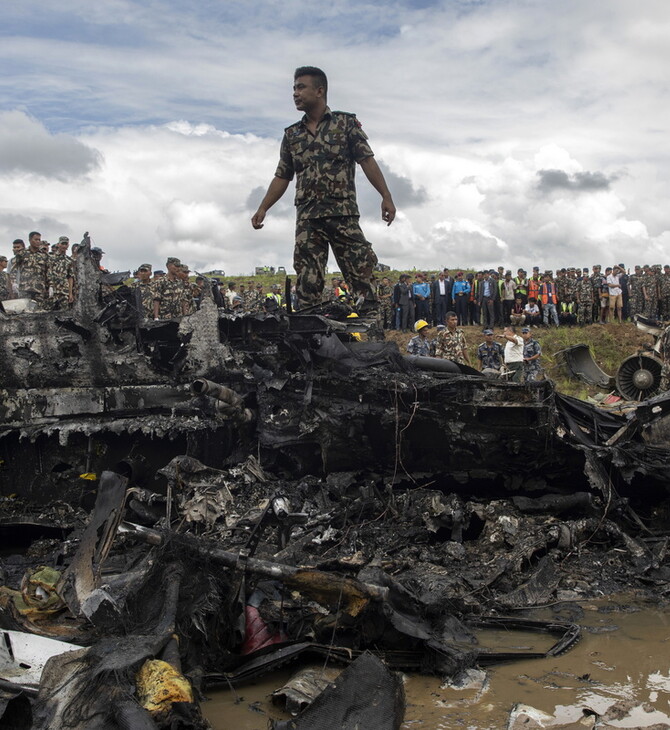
[413, 282, 430, 299]
[452, 280, 471, 296]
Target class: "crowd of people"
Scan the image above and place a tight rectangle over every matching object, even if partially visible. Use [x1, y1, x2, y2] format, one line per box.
[0, 232, 287, 319]
[406, 313, 543, 383]
[3, 233, 670, 333]
[372, 265, 670, 331]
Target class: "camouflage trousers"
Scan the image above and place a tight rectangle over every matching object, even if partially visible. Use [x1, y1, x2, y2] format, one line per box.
[294, 216, 377, 307]
[646, 296, 659, 319]
[576, 301, 592, 326]
[379, 302, 394, 328]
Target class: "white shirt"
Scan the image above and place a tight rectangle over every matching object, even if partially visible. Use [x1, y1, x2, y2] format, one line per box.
[606, 274, 622, 296]
[504, 335, 524, 363]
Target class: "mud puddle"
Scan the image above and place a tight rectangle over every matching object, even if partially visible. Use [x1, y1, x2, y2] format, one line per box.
[203, 600, 670, 729]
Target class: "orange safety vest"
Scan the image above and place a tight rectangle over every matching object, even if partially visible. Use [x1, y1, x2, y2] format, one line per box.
[539, 282, 558, 305]
[528, 276, 541, 301]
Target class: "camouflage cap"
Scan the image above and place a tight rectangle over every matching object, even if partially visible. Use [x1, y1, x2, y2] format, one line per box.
[57, 235, 70, 243]
[166, 257, 181, 266]
[138, 263, 152, 270]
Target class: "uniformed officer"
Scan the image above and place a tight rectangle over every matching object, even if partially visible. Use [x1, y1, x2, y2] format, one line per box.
[251, 66, 396, 310]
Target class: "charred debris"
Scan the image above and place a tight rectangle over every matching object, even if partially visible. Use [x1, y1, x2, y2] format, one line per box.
[2, 243, 670, 728]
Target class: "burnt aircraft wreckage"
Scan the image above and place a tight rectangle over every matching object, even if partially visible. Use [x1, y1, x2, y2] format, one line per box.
[2, 239, 670, 728]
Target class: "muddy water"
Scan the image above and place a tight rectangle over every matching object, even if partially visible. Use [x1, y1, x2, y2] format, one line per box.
[202, 599, 670, 729]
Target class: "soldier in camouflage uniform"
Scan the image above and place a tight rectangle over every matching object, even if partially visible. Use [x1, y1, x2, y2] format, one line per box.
[644, 265, 662, 319]
[660, 324, 670, 392]
[660, 265, 670, 320]
[576, 268, 593, 326]
[590, 265, 606, 323]
[252, 66, 396, 309]
[376, 276, 394, 329]
[628, 266, 643, 319]
[153, 257, 187, 319]
[0, 255, 9, 293]
[434, 312, 470, 365]
[0, 256, 9, 300]
[15, 231, 49, 308]
[132, 263, 154, 319]
[7, 239, 25, 297]
[47, 236, 75, 310]
[242, 281, 257, 312]
[178, 264, 199, 315]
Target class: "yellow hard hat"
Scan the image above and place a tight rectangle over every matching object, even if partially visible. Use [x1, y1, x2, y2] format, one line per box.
[347, 312, 359, 319]
[414, 319, 429, 332]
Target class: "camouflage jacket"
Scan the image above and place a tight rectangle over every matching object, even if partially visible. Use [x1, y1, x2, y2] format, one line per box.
[242, 289, 257, 310]
[182, 282, 201, 315]
[662, 273, 670, 298]
[15, 250, 48, 296]
[576, 278, 593, 303]
[377, 283, 393, 303]
[0, 271, 9, 300]
[153, 276, 186, 319]
[435, 328, 467, 364]
[132, 280, 155, 318]
[47, 253, 74, 296]
[275, 108, 374, 221]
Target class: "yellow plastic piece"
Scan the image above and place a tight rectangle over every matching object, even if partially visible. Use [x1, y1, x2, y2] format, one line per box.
[136, 659, 194, 715]
[79, 473, 97, 480]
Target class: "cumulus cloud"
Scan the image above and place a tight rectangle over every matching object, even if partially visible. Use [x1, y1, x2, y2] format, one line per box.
[536, 169, 615, 193]
[0, 111, 101, 180]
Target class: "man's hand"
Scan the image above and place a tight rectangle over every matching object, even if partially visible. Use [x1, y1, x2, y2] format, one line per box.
[251, 209, 266, 229]
[381, 196, 396, 226]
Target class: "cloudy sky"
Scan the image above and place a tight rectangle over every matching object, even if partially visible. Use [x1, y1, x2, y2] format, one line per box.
[1, 0, 669, 275]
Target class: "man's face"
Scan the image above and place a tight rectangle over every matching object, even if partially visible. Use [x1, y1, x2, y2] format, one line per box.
[0, 259, 7, 271]
[447, 315, 458, 329]
[293, 76, 323, 112]
[57, 241, 69, 255]
[29, 233, 41, 252]
[138, 268, 151, 282]
[167, 262, 178, 275]
[382, 277, 389, 285]
[12, 242, 24, 255]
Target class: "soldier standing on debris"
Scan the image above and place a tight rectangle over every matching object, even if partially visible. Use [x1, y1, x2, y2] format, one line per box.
[251, 66, 396, 310]
[435, 312, 470, 365]
[15, 231, 48, 308]
[47, 236, 75, 310]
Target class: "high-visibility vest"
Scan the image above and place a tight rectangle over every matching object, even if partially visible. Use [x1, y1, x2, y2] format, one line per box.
[539, 283, 558, 305]
[528, 277, 541, 301]
[514, 277, 528, 297]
